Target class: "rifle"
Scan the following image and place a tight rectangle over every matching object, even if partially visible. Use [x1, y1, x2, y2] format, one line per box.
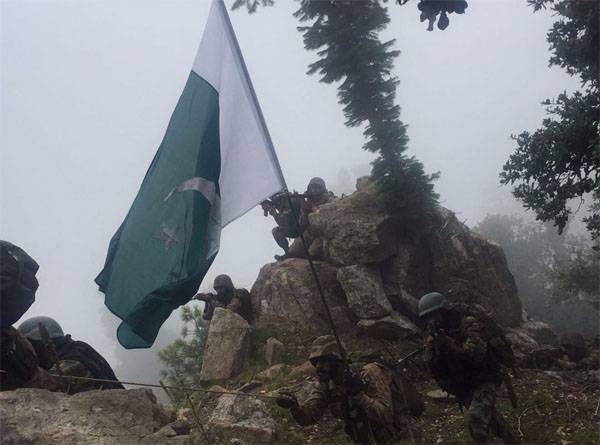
[193, 292, 216, 302]
[396, 348, 424, 367]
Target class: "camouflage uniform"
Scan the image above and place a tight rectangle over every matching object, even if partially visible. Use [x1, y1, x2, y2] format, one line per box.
[278, 336, 413, 444]
[19, 317, 124, 393]
[291, 362, 403, 443]
[422, 299, 520, 444]
[202, 288, 253, 323]
[287, 181, 335, 260]
[263, 194, 303, 256]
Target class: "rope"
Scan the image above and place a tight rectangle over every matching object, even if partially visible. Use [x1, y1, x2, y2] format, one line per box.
[285, 192, 348, 362]
[17, 372, 279, 399]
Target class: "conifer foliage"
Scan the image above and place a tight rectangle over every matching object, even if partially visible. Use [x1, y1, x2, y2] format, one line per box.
[293, 1, 440, 229]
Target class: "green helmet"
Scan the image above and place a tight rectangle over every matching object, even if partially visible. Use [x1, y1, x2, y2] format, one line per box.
[213, 274, 234, 291]
[308, 335, 343, 365]
[18, 316, 64, 341]
[307, 177, 327, 194]
[418, 292, 448, 318]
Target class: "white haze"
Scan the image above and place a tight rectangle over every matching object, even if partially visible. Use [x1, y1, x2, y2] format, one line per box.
[1, 0, 581, 391]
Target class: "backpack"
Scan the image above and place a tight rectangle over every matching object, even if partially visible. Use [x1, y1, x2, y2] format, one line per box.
[453, 303, 516, 370]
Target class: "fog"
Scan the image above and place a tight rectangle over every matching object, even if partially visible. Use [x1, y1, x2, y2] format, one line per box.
[1, 0, 581, 388]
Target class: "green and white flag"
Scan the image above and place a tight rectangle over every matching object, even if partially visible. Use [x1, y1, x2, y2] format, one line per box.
[96, 0, 285, 349]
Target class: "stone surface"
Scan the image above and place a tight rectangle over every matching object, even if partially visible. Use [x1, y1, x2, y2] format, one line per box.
[251, 259, 347, 335]
[357, 313, 419, 340]
[330, 305, 357, 334]
[426, 389, 454, 401]
[288, 361, 314, 380]
[0, 388, 174, 444]
[208, 394, 276, 443]
[256, 364, 288, 381]
[265, 337, 285, 366]
[522, 320, 559, 346]
[337, 264, 392, 319]
[308, 191, 398, 265]
[200, 308, 252, 381]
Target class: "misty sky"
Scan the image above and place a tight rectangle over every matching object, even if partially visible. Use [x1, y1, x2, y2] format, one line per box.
[1, 0, 580, 372]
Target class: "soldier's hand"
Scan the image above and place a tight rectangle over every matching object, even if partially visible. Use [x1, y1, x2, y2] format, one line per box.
[345, 370, 365, 396]
[194, 293, 212, 302]
[275, 391, 298, 409]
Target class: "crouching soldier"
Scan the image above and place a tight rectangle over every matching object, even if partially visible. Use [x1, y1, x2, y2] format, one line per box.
[18, 316, 124, 393]
[419, 292, 520, 444]
[276, 335, 414, 444]
[195, 274, 253, 324]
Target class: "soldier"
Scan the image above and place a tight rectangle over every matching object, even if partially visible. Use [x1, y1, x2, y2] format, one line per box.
[275, 335, 412, 444]
[0, 240, 43, 391]
[287, 177, 335, 260]
[18, 316, 124, 393]
[261, 192, 303, 261]
[195, 274, 253, 323]
[418, 292, 520, 444]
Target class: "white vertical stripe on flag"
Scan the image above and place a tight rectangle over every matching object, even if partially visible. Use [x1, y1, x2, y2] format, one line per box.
[192, 0, 286, 227]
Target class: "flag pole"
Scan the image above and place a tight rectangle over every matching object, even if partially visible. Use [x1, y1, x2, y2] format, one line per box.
[217, 0, 347, 360]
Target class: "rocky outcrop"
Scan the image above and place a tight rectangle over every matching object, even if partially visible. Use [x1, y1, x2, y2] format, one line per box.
[0, 388, 187, 444]
[522, 320, 559, 346]
[265, 337, 285, 366]
[207, 394, 276, 443]
[251, 259, 346, 335]
[251, 180, 524, 342]
[200, 308, 252, 381]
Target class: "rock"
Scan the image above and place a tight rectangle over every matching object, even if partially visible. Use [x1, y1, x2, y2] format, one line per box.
[385, 289, 420, 323]
[505, 327, 539, 353]
[308, 191, 398, 265]
[522, 320, 559, 346]
[330, 305, 357, 333]
[0, 388, 171, 444]
[357, 313, 419, 340]
[208, 394, 276, 443]
[200, 308, 252, 381]
[256, 364, 287, 381]
[337, 264, 392, 319]
[288, 361, 314, 380]
[265, 337, 285, 366]
[251, 259, 347, 335]
[239, 381, 262, 393]
[560, 332, 588, 362]
[406, 208, 522, 327]
[426, 389, 454, 401]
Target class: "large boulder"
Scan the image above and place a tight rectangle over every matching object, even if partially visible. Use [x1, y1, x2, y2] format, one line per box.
[0, 388, 176, 444]
[308, 191, 398, 266]
[200, 308, 252, 381]
[337, 264, 392, 319]
[357, 313, 419, 340]
[265, 337, 285, 366]
[522, 320, 559, 346]
[251, 259, 347, 335]
[207, 394, 276, 443]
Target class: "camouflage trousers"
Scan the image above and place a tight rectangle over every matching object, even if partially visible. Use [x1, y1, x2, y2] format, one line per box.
[466, 383, 520, 444]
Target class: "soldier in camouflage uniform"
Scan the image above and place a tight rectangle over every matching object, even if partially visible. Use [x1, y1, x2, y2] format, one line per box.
[276, 335, 409, 444]
[261, 192, 304, 261]
[287, 177, 335, 260]
[195, 274, 253, 323]
[419, 292, 520, 444]
[19, 316, 123, 393]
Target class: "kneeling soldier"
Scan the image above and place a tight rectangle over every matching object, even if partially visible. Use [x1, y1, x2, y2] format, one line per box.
[276, 335, 409, 444]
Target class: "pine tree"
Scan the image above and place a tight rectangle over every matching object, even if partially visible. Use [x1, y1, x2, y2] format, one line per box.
[294, 1, 439, 231]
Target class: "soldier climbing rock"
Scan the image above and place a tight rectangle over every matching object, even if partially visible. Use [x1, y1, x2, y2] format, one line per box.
[419, 292, 521, 444]
[195, 274, 253, 323]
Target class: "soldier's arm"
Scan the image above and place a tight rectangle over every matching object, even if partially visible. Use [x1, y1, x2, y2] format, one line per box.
[226, 295, 243, 315]
[460, 316, 488, 364]
[355, 364, 394, 425]
[290, 385, 328, 426]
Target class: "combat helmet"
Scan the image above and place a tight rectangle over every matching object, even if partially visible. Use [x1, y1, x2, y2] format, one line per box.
[418, 292, 449, 318]
[18, 316, 64, 341]
[307, 177, 327, 194]
[213, 274, 234, 291]
[308, 335, 344, 365]
[0, 241, 39, 326]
